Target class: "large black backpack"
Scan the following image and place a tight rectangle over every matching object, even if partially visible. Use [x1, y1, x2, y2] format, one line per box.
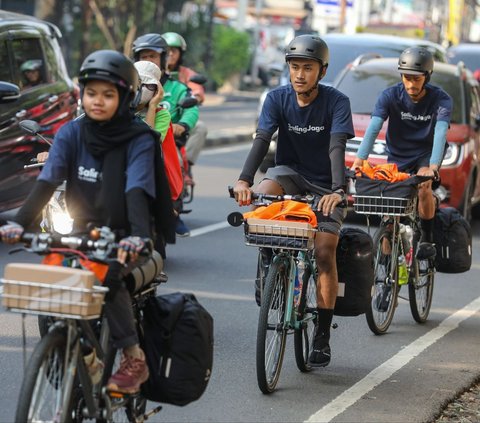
[433, 207, 472, 273]
[140, 292, 214, 406]
[334, 227, 374, 316]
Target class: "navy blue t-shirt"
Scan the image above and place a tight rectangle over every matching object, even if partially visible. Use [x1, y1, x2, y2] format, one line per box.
[258, 84, 354, 188]
[39, 118, 156, 226]
[372, 82, 452, 169]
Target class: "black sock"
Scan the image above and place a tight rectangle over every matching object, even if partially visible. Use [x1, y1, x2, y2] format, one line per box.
[315, 308, 334, 342]
[420, 218, 434, 243]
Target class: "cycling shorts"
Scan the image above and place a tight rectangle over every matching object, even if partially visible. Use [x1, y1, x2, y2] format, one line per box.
[263, 165, 346, 236]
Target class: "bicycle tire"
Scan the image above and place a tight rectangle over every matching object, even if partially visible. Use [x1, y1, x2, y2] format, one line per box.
[366, 225, 400, 335]
[256, 260, 288, 394]
[15, 328, 75, 423]
[294, 263, 317, 372]
[408, 253, 435, 323]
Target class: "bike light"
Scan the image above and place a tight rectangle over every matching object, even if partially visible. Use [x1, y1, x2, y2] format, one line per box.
[51, 210, 73, 234]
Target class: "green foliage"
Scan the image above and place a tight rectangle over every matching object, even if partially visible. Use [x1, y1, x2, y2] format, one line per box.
[209, 25, 250, 88]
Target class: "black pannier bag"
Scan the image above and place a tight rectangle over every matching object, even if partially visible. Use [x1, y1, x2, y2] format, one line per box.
[334, 227, 374, 316]
[140, 292, 214, 406]
[433, 207, 472, 273]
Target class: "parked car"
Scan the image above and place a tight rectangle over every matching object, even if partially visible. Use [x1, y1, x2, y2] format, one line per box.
[0, 10, 79, 215]
[447, 43, 480, 81]
[333, 57, 480, 221]
[256, 33, 448, 172]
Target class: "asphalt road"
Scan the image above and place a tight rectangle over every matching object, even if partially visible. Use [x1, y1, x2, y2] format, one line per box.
[0, 141, 479, 422]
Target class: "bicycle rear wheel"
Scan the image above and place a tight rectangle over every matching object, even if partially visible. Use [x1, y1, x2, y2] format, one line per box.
[294, 263, 317, 372]
[256, 260, 288, 394]
[15, 328, 76, 422]
[409, 254, 435, 323]
[366, 225, 400, 335]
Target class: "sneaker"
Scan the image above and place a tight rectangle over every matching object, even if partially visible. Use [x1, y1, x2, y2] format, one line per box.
[416, 242, 436, 260]
[175, 217, 190, 237]
[107, 352, 149, 394]
[308, 337, 331, 367]
[374, 283, 392, 312]
[83, 349, 104, 385]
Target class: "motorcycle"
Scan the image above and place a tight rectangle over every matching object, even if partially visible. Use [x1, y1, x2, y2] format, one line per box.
[19, 119, 73, 235]
[173, 74, 208, 214]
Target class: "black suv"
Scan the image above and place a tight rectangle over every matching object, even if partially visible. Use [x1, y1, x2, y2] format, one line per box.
[0, 10, 78, 215]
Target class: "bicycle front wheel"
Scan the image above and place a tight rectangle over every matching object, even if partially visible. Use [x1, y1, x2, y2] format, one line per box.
[294, 264, 317, 372]
[16, 328, 76, 423]
[409, 255, 435, 323]
[256, 260, 288, 394]
[366, 225, 400, 335]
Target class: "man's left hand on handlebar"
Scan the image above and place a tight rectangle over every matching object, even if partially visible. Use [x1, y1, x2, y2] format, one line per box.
[0, 221, 24, 244]
[318, 192, 344, 216]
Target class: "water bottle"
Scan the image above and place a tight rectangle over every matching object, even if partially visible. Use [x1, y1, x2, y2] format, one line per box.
[398, 255, 409, 285]
[294, 259, 305, 307]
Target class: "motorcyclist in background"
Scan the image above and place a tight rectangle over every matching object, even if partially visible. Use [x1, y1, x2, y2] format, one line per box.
[163, 31, 208, 173]
[132, 33, 199, 237]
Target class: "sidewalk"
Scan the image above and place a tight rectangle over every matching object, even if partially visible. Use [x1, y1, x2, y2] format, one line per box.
[203, 89, 262, 147]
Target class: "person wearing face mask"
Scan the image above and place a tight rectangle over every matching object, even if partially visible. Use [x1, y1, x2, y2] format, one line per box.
[0, 50, 176, 393]
[233, 35, 354, 368]
[134, 60, 183, 209]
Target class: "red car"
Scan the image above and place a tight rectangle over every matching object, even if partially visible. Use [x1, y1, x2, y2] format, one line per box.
[334, 57, 480, 221]
[0, 11, 79, 217]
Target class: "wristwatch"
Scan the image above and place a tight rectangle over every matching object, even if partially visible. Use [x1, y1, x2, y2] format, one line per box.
[333, 188, 346, 201]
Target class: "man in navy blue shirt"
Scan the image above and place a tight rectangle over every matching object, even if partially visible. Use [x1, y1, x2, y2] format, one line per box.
[233, 34, 354, 368]
[353, 47, 452, 260]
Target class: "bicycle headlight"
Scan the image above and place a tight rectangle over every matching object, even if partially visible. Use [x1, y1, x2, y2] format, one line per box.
[51, 211, 73, 235]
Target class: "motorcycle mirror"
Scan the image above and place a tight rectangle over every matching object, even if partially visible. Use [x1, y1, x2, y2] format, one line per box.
[19, 119, 53, 146]
[227, 212, 244, 227]
[189, 74, 207, 85]
[19, 119, 42, 135]
[178, 96, 198, 109]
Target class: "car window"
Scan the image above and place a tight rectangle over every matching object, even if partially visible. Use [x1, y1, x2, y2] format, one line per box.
[337, 69, 463, 124]
[0, 40, 10, 82]
[11, 38, 49, 90]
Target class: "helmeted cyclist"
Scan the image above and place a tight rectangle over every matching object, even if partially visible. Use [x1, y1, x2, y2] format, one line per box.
[132, 32, 198, 237]
[163, 31, 208, 178]
[352, 47, 453, 259]
[233, 34, 354, 368]
[0, 50, 175, 393]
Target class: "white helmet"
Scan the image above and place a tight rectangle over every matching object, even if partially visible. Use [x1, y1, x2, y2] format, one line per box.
[134, 61, 161, 106]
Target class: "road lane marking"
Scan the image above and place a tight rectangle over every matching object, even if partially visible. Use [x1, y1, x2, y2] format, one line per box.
[305, 296, 480, 423]
[190, 221, 230, 237]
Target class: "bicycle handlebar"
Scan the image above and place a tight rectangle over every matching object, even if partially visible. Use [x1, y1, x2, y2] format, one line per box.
[227, 186, 316, 204]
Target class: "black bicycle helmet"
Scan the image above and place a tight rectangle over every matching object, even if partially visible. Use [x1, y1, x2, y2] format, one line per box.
[78, 50, 139, 94]
[132, 33, 168, 70]
[398, 47, 434, 77]
[285, 35, 329, 67]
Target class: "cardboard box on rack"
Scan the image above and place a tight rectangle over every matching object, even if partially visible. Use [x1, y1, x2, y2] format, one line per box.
[246, 218, 315, 239]
[2, 263, 102, 317]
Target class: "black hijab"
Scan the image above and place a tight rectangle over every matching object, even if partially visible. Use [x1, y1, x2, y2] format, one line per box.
[80, 84, 175, 244]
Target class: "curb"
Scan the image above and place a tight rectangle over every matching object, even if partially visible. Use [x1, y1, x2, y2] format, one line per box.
[205, 131, 252, 147]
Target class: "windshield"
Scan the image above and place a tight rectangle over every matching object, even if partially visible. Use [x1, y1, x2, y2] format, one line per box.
[336, 70, 463, 124]
[323, 44, 406, 85]
[448, 51, 479, 73]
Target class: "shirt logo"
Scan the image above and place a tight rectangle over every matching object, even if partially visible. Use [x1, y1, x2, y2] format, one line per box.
[78, 166, 101, 183]
[401, 112, 432, 122]
[288, 123, 325, 134]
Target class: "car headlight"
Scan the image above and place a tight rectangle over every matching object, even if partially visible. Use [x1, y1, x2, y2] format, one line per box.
[441, 143, 461, 166]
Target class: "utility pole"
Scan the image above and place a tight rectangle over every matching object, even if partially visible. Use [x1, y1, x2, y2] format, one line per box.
[339, 0, 347, 32]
